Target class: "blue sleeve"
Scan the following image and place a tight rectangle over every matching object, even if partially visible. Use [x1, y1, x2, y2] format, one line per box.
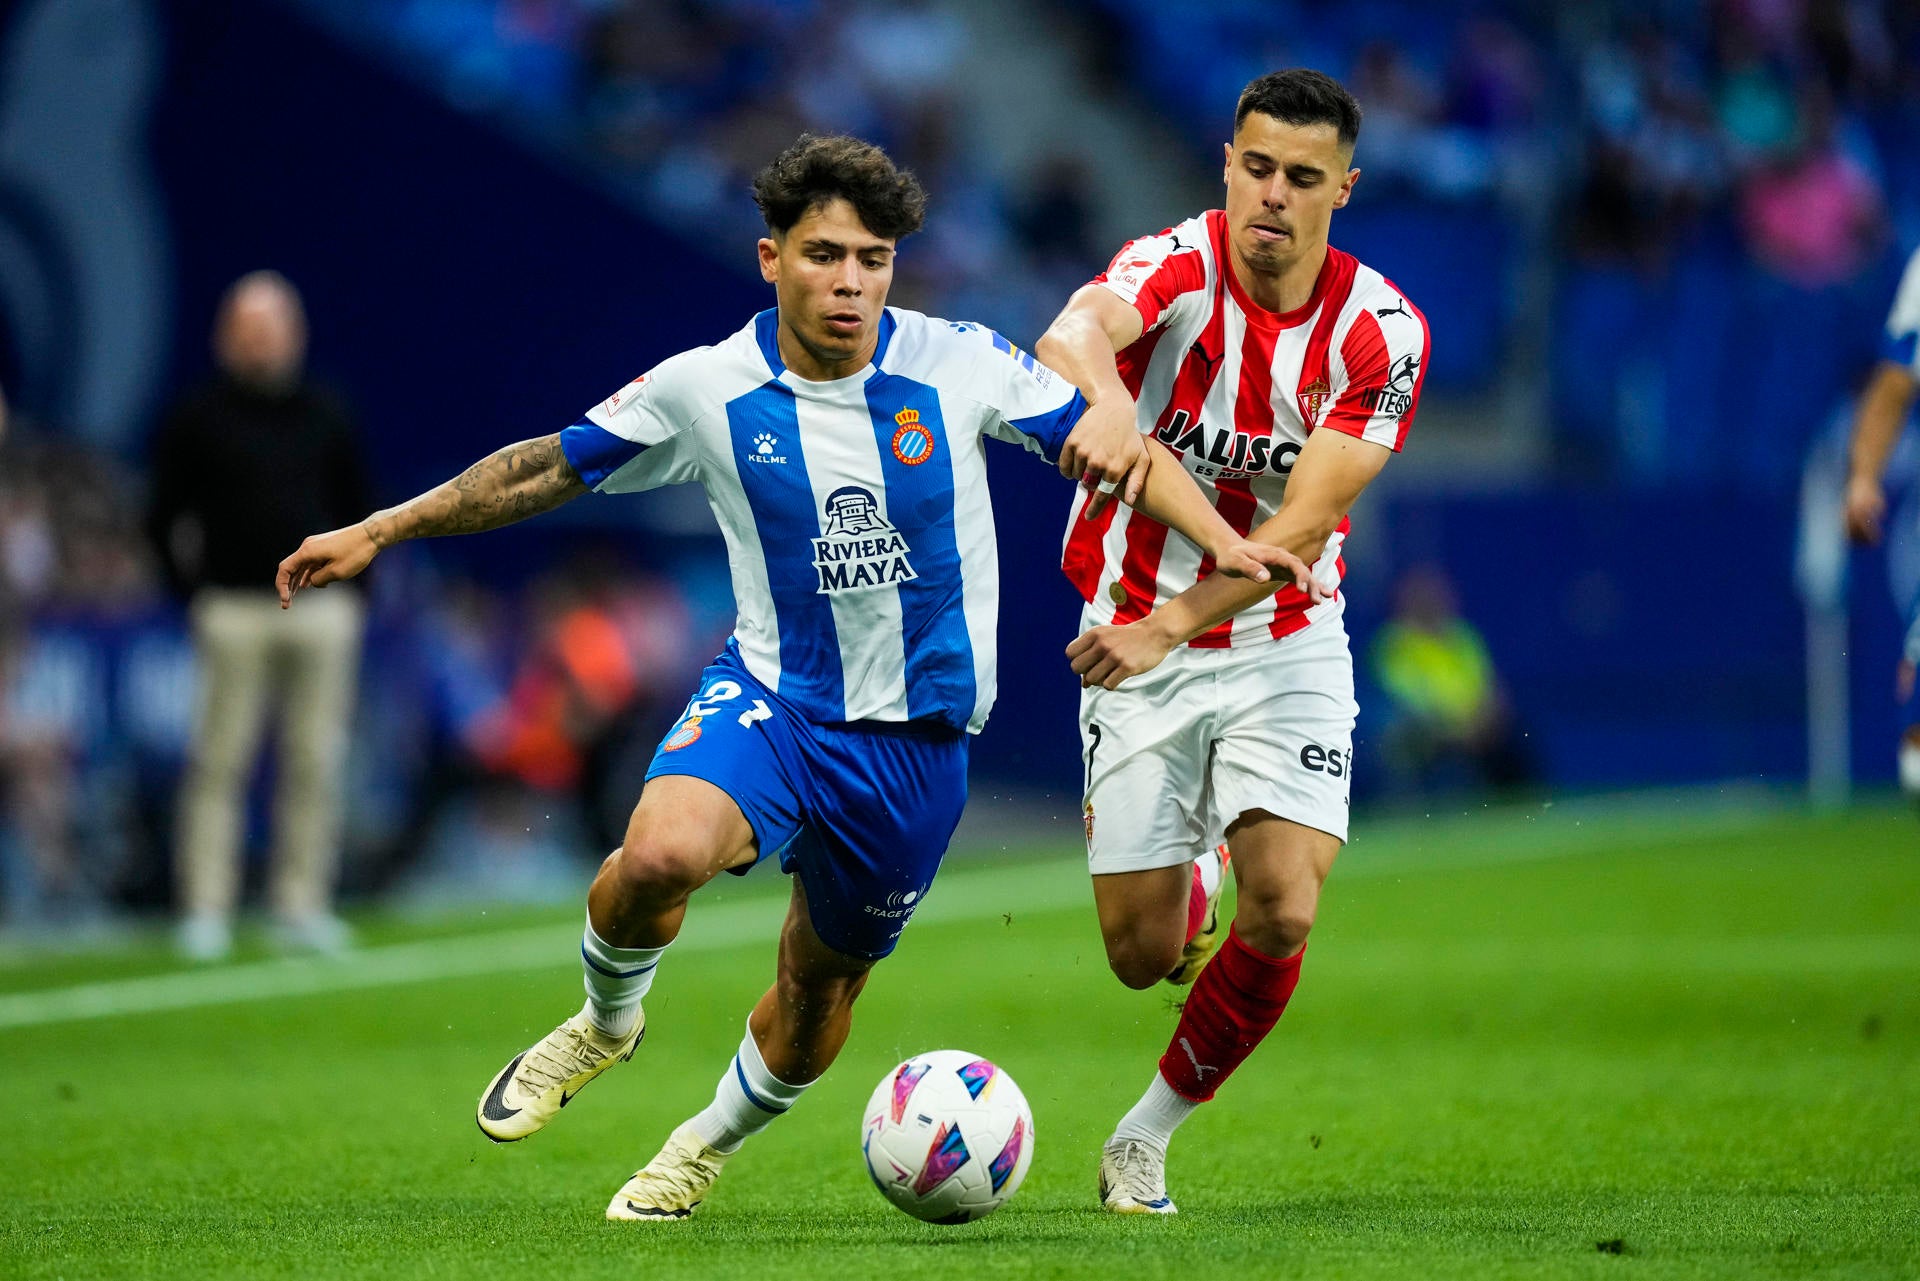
[1883, 329, 1919, 373]
[1003, 388, 1089, 461]
[561, 419, 649, 490]
[972, 328, 1088, 462]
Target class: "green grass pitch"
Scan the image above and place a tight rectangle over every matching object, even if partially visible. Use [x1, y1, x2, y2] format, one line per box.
[3, 797, 1916, 1279]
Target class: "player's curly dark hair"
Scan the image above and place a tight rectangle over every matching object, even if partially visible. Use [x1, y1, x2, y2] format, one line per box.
[1236, 69, 1362, 151]
[752, 134, 928, 240]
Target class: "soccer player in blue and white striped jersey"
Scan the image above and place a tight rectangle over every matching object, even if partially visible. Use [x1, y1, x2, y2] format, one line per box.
[1844, 242, 1920, 794]
[275, 134, 1314, 1220]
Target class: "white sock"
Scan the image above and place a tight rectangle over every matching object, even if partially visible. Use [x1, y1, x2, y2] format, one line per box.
[1111, 1071, 1200, 1151]
[580, 916, 664, 1039]
[688, 1023, 812, 1154]
[1197, 846, 1225, 899]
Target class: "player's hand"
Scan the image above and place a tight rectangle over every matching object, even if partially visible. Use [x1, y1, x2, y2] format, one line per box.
[1899, 659, 1916, 704]
[1210, 539, 1326, 599]
[1067, 618, 1177, 690]
[276, 523, 379, 608]
[1060, 398, 1146, 517]
[1844, 474, 1886, 544]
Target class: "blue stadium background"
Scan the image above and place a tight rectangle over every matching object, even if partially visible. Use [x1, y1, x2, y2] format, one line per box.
[1, 0, 1915, 917]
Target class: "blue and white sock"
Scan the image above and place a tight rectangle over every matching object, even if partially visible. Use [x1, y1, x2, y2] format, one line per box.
[688, 1023, 811, 1153]
[579, 916, 664, 1040]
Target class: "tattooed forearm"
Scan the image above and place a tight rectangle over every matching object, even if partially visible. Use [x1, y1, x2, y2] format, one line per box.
[362, 434, 587, 548]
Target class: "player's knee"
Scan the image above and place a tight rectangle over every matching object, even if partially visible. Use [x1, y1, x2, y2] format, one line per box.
[610, 828, 713, 901]
[1105, 935, 1179, 990]
[1233, 892, 1316, 958]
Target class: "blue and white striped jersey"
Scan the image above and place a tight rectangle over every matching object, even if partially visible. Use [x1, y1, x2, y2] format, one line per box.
[1886, 245, 1920, 375]
[560, 307, 1086, 734]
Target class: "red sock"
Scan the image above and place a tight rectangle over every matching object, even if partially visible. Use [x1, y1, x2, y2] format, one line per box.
[1183, 864, 1209, 944]
[1157, 927, 1303, 1102]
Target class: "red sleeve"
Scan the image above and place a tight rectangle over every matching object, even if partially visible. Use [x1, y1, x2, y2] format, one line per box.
[1320, 297, 1428, 452]
[1091, 226, 1208, 333]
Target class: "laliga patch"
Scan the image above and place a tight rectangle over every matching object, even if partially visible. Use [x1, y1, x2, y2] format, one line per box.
[891, 408, 935, 465]
[662, 715, 701, 751]
[602, 372, 649, 415]
[1109, 259, 1152, 295]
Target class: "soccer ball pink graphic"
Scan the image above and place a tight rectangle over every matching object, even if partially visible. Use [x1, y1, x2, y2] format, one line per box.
[859, 1050, 1035, 1223]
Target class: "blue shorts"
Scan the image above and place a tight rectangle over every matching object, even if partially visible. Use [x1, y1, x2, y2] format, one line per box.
[645, 642, 969, 960]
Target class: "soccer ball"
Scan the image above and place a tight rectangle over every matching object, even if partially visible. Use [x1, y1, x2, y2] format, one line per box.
[860, 1049, 1035, 1223]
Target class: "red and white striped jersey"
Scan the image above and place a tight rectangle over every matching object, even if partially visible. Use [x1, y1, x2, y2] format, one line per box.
[1060, 208, 1428, 648]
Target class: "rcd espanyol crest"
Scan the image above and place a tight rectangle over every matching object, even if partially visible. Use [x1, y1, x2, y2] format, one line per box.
[891, 407, 936, 465]
[814, 486, 917, 593]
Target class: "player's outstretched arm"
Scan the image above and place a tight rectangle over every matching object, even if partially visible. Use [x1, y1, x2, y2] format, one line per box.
[1067, 430, 1391, 689]
[276, 433, 586, 607]
[1844, 361, 1919, 544]
[1130, 437, 1317, 589]
[1036, 285, 1149, 515]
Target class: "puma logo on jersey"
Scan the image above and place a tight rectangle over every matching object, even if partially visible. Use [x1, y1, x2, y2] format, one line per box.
[1376, 299, 1410, 320]
[1187, 341, 1222, 382]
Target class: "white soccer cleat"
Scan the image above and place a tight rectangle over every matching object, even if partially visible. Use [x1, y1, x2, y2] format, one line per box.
[175, 912, 233, 963]
[269, 911, 353, 955]
[1166, 844, 1231, 987]
[605, 1122, 732, 1221]
[1899, 732, 1920, 798]
[1099, 1138, 1177, 1214]
[476, 1010, 643, 1142]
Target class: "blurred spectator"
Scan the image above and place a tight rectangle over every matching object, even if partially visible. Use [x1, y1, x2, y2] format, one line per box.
[1369, 566, 1534, 798]
[303, 0, 1920, 471]
[472, 559, 696, 849]
[1841, 243, 1920, 797]
[146, 272, 371, 960]
[1738, 100, 1884, 290]
[1, 424, 180, 933]
[366, 557, 702, 903]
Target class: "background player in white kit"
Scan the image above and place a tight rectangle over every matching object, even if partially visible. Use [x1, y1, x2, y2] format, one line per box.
[272, 134, 1312, 1222]
[1841, 242, 1920, 794]
[1038, 69, 1430, 1213]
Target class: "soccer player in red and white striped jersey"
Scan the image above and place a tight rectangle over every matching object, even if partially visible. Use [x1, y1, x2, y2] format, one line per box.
[1039, 69, 1428, 1214]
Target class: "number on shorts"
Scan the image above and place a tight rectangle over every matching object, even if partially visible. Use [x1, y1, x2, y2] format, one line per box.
[737, 699, 771, 729]
[1084, 722, 1103, 792]
[686, 680, 741, 719]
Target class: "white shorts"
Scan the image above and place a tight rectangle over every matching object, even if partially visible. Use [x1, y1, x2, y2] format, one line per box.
[1079, 614, 1358, 874]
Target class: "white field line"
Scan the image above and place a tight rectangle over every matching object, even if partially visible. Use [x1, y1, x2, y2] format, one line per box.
[2, 808, 1907, 1031]
[0, 859, 1087, 1033]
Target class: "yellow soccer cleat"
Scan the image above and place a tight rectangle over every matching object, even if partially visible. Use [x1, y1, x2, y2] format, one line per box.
[1166, 844, 1230, 987]
[476, 1010, 643, 1142]
[606, 1123, 732, 1222]
[1098, 1138, 1177, 1214]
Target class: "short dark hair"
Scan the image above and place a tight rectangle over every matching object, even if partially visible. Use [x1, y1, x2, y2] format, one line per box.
[1235, 69, 1362, 151]
[751, 134, 928, 240]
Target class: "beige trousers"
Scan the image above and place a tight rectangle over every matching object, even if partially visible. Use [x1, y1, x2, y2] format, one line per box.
[175, 587, 364, 919]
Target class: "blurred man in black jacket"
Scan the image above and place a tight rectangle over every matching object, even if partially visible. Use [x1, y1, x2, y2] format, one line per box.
[148, 271, 370, 960]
